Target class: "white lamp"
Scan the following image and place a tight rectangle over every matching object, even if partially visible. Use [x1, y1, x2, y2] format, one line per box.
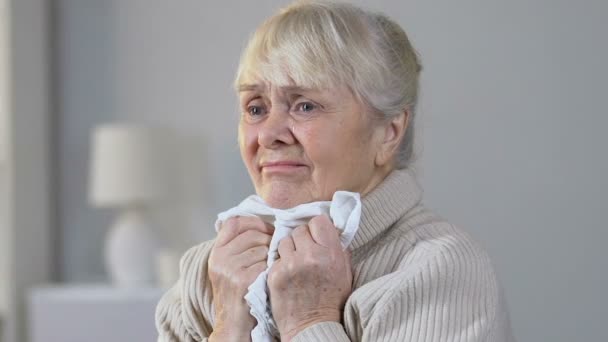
[89, 123, 170, 287]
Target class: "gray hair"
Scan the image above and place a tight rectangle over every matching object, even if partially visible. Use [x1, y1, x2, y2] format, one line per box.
[235, 0, 422, 169]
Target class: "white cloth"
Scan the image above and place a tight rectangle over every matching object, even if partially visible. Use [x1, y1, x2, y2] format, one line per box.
[215, 191, 362, 342]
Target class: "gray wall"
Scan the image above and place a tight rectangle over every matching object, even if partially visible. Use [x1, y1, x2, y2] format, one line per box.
[55, 0, 608, 341]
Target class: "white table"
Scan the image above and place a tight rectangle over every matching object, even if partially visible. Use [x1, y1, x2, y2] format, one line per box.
[28, 284, 167, 342]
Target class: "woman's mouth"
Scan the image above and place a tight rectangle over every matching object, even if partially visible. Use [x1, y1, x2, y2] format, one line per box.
[260, 161, 307, 174]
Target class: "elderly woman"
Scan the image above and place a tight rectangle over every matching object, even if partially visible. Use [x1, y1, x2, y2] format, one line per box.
[156, 1, 514, 341]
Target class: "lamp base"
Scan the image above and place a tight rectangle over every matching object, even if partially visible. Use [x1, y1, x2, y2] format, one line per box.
[105, 208, 159, 287]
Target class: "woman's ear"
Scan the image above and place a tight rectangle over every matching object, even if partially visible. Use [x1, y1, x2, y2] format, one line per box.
[375, 109, 410, 167]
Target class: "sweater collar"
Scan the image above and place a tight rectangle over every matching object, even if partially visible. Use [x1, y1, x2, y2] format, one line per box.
[349, 168, 423, 251]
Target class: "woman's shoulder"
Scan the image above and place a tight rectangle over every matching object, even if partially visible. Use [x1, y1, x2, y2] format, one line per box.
[156, 238, 218, 340]
[378, 204, 495, 269]
[178, 239, 216, 275]
[401, 207, 490, 257]
[397, 215, 498, 283]
[344, 209, 513, 340]
[346, 208, 511, 337]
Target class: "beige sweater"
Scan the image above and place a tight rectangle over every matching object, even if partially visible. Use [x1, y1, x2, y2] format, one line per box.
[155, 169, 515, 341]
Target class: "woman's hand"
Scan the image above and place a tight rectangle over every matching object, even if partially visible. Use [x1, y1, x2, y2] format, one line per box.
[268, 214, 353, 342]
[208, 216, 274, 341]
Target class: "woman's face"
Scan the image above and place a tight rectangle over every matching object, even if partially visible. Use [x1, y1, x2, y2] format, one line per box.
[238, 80, 388, 208]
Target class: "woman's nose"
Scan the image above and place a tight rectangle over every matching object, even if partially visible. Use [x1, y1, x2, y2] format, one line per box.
[258, 107, 295, 148]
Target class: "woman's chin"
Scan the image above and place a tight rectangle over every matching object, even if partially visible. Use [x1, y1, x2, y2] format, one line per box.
[263, 193, 308, 209]
[259, 184, 316, 209]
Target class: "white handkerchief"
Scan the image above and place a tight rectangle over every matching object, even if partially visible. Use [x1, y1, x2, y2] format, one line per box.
[215, 191, 362, 342]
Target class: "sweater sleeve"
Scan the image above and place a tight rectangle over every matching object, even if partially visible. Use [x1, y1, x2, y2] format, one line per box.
[155, 240, 216, 342]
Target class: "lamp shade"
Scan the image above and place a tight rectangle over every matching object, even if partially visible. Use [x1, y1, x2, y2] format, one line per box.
[89, 124, 171, 207]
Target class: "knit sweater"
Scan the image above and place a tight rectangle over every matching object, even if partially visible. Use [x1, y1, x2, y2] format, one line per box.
[155, 169, 515, 341]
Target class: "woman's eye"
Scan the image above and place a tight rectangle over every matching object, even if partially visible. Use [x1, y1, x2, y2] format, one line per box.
[295, 102, 316, 113]
[247, 105, 265, 116]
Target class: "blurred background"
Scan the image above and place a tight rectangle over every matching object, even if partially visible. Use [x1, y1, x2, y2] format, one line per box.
[1, 0, 607, 341]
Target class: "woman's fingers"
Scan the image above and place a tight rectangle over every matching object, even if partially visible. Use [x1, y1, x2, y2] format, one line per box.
[235, 245, 269, 268]
[278, 235, 296, 258]
[216, 216, 274, 247]
[246, 260, 268, 278]
[230, 216, 274, 235]
[224, 230, 272, 255]
[289, 215, 342, 256]
[291, 224, 315, 251]
[308, 214, 340, 248]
